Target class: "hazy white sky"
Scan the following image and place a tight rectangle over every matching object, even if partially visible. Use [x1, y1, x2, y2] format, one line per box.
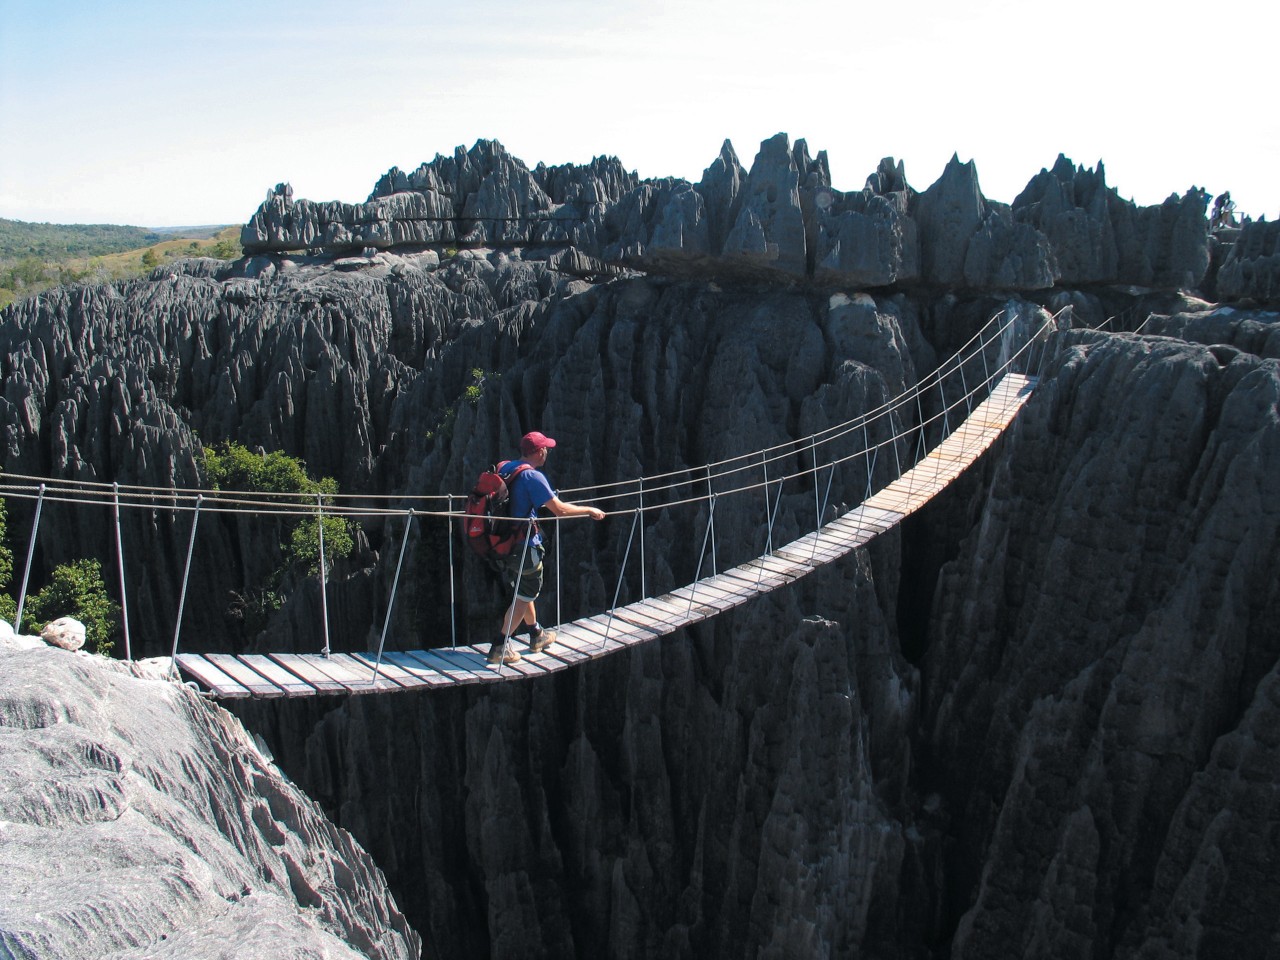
[1, 0, 1275, 227]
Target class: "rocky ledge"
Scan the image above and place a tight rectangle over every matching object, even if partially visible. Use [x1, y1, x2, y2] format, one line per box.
[0, 628, 420, 960]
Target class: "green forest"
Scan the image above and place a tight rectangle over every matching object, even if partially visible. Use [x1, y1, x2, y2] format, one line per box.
[0, 218, 240, 309]
[0, 219, 166, 260]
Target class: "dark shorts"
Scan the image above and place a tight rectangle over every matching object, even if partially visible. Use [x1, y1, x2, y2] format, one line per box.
[496, 540, 545, 602]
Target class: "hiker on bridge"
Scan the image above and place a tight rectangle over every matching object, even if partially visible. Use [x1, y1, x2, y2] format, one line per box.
[490, 430, 606, 665]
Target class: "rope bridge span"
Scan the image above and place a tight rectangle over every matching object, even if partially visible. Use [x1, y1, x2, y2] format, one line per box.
[0, 306, 1059, 699]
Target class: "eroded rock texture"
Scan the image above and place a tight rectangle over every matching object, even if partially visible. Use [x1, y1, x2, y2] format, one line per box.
[241, 138, 1229, 296]
[2, 137, 1278, 959]
[924, 330, 1280, 958]
[0, 636, 419, 959]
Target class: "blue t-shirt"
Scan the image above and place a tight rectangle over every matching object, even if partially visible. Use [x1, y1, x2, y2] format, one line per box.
[502, 461, 555, 545]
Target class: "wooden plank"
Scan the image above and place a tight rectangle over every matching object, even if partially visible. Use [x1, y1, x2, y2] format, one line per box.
[848, 504, 905, 528]
[266, 653, 347, 695]
[234, 653, 316, 696]
[810, 529, 858, 556]
[741, 552, 813, 579]
[554, 623, 618, 660]
[298, 653, 404, 694]
[532, 631, 596, 667]
[347, 652, 435, 691]
[506, 644, 565, 674]
[204, 654, 288, 698]
[599, 606, 680, 644]
[616, 598, 692, 634]
[825, 513, 895, 544]
[774, 538, 845, 566]
[669, 579, 744, 612]
[367, 650, 456, 688]
[570, 614, 648, 651]
[175, 654, 251, 699]
[462, 641, 558, 677]
[409, 648, 492, 685]
[598, 610, 666, 638]
[864, 488, 923, 513]
[717, 565, 792, 594]
[322, 654, 411, 693]
[715, 565, 790, 596]
[640, 589, 720, 624]
[664, 583, 731, 611]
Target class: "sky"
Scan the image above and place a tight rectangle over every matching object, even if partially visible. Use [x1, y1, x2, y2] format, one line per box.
[1, 0, 1276, 228]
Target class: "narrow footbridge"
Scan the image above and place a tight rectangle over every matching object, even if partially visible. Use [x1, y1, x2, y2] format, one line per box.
[1, 307, 1058, 699]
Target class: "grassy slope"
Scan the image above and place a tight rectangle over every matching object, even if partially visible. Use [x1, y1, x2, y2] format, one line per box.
[0, 222, 240, 309]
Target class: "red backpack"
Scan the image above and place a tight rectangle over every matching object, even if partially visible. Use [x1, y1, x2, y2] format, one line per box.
[462, 460, 536, 560]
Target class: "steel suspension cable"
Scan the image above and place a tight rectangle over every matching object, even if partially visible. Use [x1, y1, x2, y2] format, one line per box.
[168, 494, 202, 672]
[13, 483, 44, 633]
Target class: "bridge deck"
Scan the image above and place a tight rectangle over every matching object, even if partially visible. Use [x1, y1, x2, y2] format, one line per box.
[176, 373, 1036, 698]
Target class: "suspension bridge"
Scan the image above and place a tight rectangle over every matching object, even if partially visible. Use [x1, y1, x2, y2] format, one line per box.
[0, 306, 1058, 699]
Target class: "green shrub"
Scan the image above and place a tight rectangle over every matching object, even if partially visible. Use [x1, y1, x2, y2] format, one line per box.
[0, 483, 16, 626]
[23, 558, 120, 656]
[202, 439, 354, 588]
[288, 514, 355, 575]
[203, 441, 335, 497]
[0, 494, 12, 591]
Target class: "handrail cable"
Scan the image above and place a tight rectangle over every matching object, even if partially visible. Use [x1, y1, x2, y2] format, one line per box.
[0, 309, 1056, 523]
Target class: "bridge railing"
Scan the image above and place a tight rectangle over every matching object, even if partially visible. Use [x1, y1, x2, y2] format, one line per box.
[0, 303, 1060, 664]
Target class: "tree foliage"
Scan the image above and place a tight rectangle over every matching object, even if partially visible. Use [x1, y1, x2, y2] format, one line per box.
[0, 478, 119, 653]
[0, 495, 14, 626]
[202, 441, 354, 575]
[22, 559, 120, 657]
[0, 218, 162, 260]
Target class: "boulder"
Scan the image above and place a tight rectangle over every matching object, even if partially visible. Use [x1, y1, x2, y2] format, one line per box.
[40, 615, 85, 651]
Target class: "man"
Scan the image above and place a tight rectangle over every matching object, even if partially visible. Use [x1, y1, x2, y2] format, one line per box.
[489, 430, 606, 664]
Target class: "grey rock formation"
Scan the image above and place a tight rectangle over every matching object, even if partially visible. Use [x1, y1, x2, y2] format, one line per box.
[1216, 218, 1280, 302]
[0, 636, 419, 959]
[914, 153, 988, 287]
[812, 157, 919, 288]
[1013, 155, 1120, 285]
[2, 137, 1277, 958]
[238, 138, 1234, 302]
[244, 141, 639, 256]
[925, 329, 1280, 958]
[719, 132, 808, 278]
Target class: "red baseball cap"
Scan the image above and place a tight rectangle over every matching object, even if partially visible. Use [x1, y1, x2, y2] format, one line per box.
[520, 431, 557, 455]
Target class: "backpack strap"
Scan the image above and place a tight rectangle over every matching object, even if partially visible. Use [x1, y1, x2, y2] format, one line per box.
[496, 460, 538, 538]
[496, 459, 532, 481]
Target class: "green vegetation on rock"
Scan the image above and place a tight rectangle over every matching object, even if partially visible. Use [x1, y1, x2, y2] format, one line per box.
[21, 559, 120, 657]
[0, 482, 120, 655]
[201, 441, 355, 634]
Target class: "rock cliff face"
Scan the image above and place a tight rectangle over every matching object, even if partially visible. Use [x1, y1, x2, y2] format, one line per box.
[242, 137, 1230, 296]
[925, 328, 1280, 958]
[1, 137, 1278, 959]
[0, 630, 419, 959]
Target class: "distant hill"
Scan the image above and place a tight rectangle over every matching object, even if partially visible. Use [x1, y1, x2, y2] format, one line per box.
[0, 218, 167, 260]
[0, 220, 240, 310]
[149, 225, 231, 239]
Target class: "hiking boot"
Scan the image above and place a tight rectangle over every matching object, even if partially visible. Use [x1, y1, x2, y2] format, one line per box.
[487, 641, 521, 665]
[530, 628, 557, 654]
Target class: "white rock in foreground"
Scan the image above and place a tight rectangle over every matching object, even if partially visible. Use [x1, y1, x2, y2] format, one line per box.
[0, 635, 420, 959]
[40, 615, 86, 651]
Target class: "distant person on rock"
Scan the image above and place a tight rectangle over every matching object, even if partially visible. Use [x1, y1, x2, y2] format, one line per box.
[1211, 191, 1237, 229]
[489, 431, 606, 665]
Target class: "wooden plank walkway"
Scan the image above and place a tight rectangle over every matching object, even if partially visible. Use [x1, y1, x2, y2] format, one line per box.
[177, 374, 1036, 699]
